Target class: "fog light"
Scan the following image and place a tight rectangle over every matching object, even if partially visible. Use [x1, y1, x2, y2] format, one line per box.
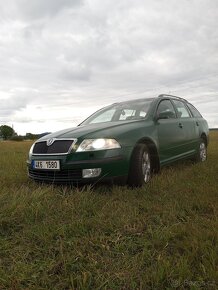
[82, 168, 101, 178]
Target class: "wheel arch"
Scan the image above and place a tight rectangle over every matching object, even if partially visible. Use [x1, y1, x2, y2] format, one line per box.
[134, 137, 160, 173]
[200, 132, 208, 147]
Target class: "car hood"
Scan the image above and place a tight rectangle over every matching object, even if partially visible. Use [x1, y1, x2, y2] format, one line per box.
[38, 120, 147, 142]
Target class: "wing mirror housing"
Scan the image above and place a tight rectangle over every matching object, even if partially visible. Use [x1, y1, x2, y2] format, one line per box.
[155, 111, 176, 121]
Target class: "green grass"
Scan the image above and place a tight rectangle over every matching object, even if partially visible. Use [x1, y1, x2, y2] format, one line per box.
[0, 133, 218, 290]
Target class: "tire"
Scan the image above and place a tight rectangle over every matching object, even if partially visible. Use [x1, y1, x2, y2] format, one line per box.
[127, 143, 152, 187]
[194, 138, 207, 162]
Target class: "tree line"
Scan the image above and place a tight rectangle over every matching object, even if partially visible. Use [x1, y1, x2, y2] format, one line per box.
[0, 125, 49, 141]
[0, 125, 15, 140]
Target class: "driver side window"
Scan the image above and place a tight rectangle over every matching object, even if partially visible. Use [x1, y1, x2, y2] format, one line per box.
[156, 100, 176, 119]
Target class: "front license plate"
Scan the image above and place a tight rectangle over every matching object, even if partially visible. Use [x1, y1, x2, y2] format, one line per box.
[33, 160, 60, 170]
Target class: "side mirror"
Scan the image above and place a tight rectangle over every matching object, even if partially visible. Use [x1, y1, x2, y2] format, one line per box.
[156, 111, 176, 120]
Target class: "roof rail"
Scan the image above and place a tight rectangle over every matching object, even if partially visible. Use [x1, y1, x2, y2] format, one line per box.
[158, 94, 187, 102]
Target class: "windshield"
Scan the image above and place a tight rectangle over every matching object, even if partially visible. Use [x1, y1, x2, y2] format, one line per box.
[81, 98, 154, 125]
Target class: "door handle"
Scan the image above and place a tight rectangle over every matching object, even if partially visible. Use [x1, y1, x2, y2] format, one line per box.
[196, 121, 199, 126]
[179, 123, 183, 128]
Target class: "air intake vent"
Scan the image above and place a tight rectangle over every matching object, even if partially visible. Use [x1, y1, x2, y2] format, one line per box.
[28, 168, 82, 182]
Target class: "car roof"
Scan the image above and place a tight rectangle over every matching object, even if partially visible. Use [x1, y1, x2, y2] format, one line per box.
[112, 97, 155, 106]
[112, 94, 188, 106]
[158, 94, 188, 102]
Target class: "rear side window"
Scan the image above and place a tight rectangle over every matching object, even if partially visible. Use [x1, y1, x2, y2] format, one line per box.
[187, 103, 202, 118]
[173, 100, 191, 118]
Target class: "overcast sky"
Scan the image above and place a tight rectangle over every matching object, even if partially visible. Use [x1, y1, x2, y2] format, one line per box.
[0, 0, 218, 134]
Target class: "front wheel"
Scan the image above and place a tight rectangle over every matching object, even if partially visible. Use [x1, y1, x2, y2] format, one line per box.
[127, 144, 152, 187]
[194, 138, 207, 162]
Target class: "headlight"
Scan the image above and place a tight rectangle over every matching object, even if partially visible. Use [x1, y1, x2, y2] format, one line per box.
[76, 138, 121, 152]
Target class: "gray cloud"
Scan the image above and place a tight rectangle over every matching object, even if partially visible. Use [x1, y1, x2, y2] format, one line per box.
[3, 0, 84, 20]
[0, 94, 29, 116]
[0, 0, 218, 134]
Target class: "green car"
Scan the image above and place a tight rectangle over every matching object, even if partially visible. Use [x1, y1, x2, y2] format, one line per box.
[27, 94, 209, 186]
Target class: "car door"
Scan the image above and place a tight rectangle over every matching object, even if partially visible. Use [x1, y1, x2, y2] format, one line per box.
[172, 99, 198, 155]
[155, 99, 184, 164]
[186, 102, 203, 142]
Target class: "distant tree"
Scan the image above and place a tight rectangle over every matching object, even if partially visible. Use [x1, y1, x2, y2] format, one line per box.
[25, 133, 37, 140]
[0, 125, 15, 140]
[10, 135, 24, 141]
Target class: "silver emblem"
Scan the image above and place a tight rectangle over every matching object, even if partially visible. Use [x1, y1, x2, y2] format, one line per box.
[47, 138, 55, 146]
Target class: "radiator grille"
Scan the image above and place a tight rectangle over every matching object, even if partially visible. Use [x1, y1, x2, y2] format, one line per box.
[33, 139, 75, 154]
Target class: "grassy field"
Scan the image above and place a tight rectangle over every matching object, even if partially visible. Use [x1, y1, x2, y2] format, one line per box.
[0, 132, 218, 290]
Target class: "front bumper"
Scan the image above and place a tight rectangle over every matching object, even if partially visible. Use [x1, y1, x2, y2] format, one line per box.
[27, 148, 131, 183]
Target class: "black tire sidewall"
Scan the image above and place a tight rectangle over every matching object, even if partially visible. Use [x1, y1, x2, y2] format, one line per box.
[198, 139, 207, 162]
[128, 143, 151, 187]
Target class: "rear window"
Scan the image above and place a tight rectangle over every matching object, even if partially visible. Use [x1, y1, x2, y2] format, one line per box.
[173, 100, 191, 118]
[187, 103, 202, 118]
